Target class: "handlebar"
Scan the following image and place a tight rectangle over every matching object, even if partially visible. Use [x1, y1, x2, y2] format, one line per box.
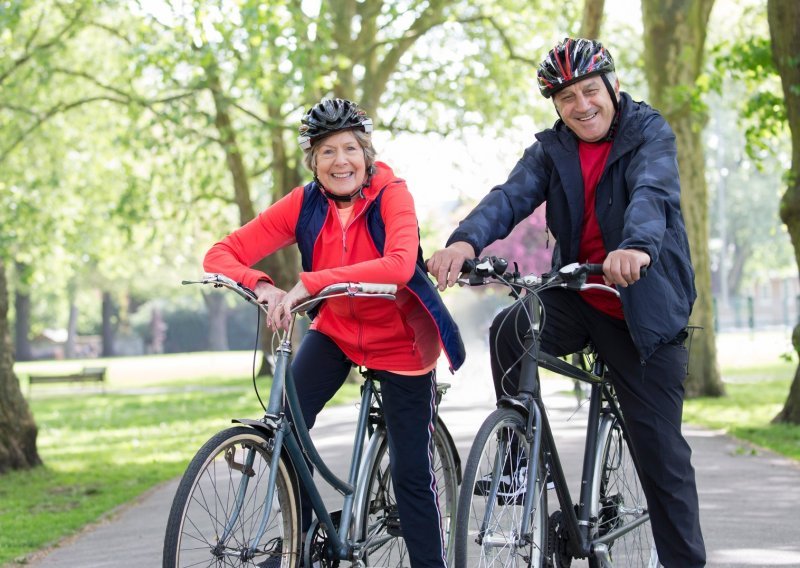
[182, 273, 398, 316]
[457, 257, 647, 297]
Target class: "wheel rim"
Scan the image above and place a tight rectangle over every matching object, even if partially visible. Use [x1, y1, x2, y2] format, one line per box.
[172, 432, 298, 567]
[594, 424, 658, 567]
[458, 411, 548, 567]
[362, 424, 457, 566]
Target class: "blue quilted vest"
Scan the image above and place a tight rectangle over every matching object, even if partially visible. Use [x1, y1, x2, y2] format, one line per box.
[295, 181, 465, 372]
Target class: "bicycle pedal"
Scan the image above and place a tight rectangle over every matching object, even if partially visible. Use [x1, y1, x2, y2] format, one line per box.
[386, 505, 403, 537]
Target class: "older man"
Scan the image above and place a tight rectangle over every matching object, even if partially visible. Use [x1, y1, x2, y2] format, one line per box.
[428, 38, 706, 567]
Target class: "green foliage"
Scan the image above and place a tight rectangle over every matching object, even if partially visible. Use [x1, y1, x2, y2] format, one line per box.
[128, 298, 261, 353]
[707, 28, 788, 162]
[1, 0, 593, 341]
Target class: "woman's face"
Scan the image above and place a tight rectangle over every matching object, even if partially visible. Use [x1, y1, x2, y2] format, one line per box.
[314, 131, 366, 196]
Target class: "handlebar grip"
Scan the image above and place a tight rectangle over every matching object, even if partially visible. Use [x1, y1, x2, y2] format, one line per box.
[461, 258, 478, 273]
[585, 263, 604, 275]
[358, 283, 398, 294]
[585, 264, 648, 277]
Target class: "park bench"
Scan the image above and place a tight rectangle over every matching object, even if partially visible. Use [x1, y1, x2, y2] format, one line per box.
[27, 366, 107, 395]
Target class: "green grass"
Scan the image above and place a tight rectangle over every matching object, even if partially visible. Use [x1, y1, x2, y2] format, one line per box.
[1, 354, 360, 566]
[683, 360, 800, 460]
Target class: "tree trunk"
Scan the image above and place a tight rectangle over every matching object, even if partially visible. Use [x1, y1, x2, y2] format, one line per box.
[641, 0, 724, 397]
[13, 288, 33, 362]
[726, 241, 749, 297]
[581, 0, 606, 39]
[65, 302, 78, 359]
[203, 291, 229, 352]
[0, 258, 41, 473]
[101, 291, 115, 357]
[205, 57, 299, 375]
[13, 262, 33, 361]
[768, 0, 800, 423]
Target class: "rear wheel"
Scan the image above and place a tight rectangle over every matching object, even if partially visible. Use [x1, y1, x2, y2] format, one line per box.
[361, 418, 459, 566]
[455, 408, 548, 567]
[588, 416, 658, 567]
[163, 426, 301, 567]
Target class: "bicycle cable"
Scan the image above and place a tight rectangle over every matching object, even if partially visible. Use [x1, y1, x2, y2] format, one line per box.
[250, 307, 268, 412]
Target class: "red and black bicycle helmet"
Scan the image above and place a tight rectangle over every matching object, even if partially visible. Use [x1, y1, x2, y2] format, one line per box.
[537, 38, 615, 99]
[298, 98, 373, 150]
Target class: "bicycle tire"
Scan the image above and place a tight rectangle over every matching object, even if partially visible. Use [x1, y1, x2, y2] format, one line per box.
[454, 407, 548, 567]
[163, 426, 301, 568]
[588, 415, 658, 568]
[360, 417, 459, 567]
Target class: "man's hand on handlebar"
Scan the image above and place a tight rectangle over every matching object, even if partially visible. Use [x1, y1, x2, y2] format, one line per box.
[426, 242, 477, 291]
[603, 249, 650, 288]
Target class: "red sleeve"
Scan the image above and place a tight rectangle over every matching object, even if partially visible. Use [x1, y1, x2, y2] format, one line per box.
[299, 182, 419, 294]
[203, 188, 304, 291]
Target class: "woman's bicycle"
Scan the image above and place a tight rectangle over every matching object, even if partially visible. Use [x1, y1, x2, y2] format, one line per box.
[163, 273, 461, 567]
[454, 258, 658, 568]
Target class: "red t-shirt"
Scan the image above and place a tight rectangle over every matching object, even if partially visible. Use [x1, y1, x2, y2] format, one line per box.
[577, 140, 624, 319]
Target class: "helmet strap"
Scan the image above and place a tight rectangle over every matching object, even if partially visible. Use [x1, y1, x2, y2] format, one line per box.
[315, 164, 375, 203]
[600, 74, 621, 141]
[601, 74, 619, 113]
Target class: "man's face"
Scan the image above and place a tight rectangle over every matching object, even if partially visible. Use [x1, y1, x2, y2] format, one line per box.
[552, 75, 619, 143]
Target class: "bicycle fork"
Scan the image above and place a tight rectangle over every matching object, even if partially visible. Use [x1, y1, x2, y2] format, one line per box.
[217, 343, 293, 560]
[478, 398, 544, 551]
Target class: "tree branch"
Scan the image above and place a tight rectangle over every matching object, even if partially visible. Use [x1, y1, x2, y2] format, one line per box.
[52, 67, 198, 106]
[1, 95, 128, 163]
[86, 20, 135, 46]
[229, 101, 282, 128]
[0, 1, 88, 87]
[483, 16, 539, 67]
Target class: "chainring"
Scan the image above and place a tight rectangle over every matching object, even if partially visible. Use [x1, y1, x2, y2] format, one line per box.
[303, 512, 341, 568]
[547, 510, 572, 568]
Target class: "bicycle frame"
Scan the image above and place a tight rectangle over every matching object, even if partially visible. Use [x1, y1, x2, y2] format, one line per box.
[235, 329, 386, 563]
[501, 325, 650, 563]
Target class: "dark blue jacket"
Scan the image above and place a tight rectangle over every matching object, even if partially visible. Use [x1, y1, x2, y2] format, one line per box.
[297, 182, 466, 372]
[448, 92, 696, 360]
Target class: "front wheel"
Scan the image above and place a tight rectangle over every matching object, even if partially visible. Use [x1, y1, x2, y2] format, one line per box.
[360, 418, 459, 567]
[163, 426, 301, 567]
[588, 415, 658, 568]
[455, 408, 548, 567]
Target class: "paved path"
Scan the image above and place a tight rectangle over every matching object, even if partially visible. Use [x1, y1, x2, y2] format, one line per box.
[25, 349, 800, 567]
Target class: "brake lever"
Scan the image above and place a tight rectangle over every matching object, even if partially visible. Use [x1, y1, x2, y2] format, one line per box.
[580, 283, 621, 297]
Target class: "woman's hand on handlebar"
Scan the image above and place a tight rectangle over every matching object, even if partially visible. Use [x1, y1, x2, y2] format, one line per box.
[254, 280, 288, 329]
[603, 249, 650, 288]
[426, 242, 476, 291]
[271, 280, 311, 331]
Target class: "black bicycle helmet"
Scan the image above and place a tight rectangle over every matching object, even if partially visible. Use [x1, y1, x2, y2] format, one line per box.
[298, 98, 373, 150]
[537, 38, 615, 98]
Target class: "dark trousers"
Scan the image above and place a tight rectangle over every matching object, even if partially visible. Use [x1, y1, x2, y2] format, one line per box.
[290, 330, 446, 568]
[489, 289, 706, 568]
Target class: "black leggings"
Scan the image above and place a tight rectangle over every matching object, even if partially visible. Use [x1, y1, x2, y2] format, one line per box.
[488, 288, 706, 568]
[289, 330, 447, 568]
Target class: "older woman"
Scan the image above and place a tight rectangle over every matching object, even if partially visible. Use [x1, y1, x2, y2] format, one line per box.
[203, 98, 464, 567]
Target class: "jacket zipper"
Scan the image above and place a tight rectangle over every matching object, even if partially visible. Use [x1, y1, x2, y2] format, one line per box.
[333, 201, 369, 359]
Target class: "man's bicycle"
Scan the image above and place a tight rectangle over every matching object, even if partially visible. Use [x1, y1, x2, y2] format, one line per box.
[454, 258, 658, 568]
[162, 273, 461, 567]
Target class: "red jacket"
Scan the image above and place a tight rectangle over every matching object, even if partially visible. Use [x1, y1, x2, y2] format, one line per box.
[203, 162, 442, 372]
